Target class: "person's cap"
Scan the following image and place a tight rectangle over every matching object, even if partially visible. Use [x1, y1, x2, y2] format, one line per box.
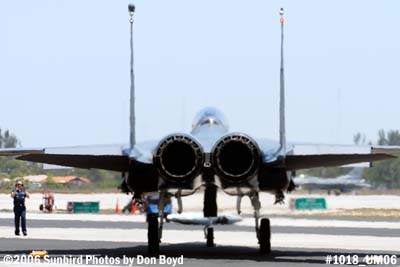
[16, 181, 23, 185]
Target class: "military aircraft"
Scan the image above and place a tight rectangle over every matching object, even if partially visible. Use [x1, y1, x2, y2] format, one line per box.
[294, 168, 371, 195]
[0, 6, 396, 254]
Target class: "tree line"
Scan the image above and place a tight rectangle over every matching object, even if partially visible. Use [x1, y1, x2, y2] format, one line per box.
[0, 129, 19, 148]
[0, 128, 41, 178]
[364, 130, 400, 189]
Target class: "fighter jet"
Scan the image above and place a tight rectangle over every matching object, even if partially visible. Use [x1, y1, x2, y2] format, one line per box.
[294, 168, 371, 195]
[0, 6, 396, 254]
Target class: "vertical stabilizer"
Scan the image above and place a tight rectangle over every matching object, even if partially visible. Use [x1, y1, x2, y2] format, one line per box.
[129, 4, 136, 150]
[279, 8, 286, 154]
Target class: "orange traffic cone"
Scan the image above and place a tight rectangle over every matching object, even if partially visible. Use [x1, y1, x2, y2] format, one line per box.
[115, 199, 120, 213]
[131, 200, 136, 214]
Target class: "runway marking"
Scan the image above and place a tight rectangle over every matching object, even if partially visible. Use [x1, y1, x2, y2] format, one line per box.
[239, 218, 400, 229]
[0, 212, 146, 223]
[1, 212, 399, 230]
[1, 227, 399, 252]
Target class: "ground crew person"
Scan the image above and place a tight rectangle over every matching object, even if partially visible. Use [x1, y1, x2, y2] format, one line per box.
[11, 180, 29, 236]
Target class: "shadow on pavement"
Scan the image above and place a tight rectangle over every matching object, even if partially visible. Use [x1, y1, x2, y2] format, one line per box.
[3, 242, 398, 265]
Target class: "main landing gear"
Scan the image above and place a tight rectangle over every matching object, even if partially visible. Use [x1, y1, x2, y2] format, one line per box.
[146, 191, 170, 254]
[259, 218, 271, 253]
[146, 189, 271, 254]
[250, 192, 271, 254]
[147, 213, 160, 254]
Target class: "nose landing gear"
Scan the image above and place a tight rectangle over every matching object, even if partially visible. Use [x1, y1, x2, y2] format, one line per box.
[204, 225, 215, 247]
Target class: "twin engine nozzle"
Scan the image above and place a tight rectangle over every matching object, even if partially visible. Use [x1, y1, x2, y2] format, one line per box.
[153, 134, 205, 184]
[154, 133, 261, 184]
[211, 134, 261, 183]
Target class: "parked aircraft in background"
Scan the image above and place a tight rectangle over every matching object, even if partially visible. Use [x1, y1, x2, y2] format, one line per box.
[0, 6, 396, 254]
[294, 168, 371, 195]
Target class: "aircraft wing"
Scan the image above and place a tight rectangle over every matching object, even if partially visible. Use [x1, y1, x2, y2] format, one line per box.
[17, 154, 131, 172]
[289, 143, 373, 168]
[371, 146, 400, 154]
[258, 141, 396, 170]
[264, 153, 395, 171]
[0, 148, 44, 156]
[1, 140, 397, 173]
[0, 142, 158, 172]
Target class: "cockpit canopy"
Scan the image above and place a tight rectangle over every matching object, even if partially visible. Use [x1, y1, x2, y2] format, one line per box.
[191, 107, 229, 131]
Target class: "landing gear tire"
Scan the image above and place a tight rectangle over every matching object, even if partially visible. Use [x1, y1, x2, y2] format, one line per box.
[147, 214, 160, 254]
[259, 218, 271, 254]
[206, 227, 214, 247]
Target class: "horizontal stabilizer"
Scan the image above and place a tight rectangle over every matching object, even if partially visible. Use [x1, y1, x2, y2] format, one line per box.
[17, 154, 130, 172]
[265, 153, 395, 171]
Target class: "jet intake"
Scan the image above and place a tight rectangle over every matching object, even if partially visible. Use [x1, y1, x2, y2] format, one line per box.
[212, 134, 260, 183]
[154, 134, 204, 184]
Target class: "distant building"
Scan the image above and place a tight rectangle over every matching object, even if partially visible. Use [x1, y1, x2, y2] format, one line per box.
[23, 175, 48, 183]
[22, 175, 48, 189]
[52, 176, 91, 187]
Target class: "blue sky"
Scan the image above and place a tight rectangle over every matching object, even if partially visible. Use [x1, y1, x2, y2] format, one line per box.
[0, 1, 399, 148]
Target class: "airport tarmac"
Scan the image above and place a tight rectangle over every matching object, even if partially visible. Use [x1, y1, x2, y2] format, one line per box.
[0, 212, 399, 267]
[1, 192, 400, 213]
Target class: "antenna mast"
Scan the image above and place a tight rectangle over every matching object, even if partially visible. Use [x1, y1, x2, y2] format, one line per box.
[279, 7, 286, 154]
[128, 3, 136, 149]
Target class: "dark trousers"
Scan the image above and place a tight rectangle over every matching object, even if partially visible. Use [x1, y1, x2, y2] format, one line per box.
[14, 206, 26, 233]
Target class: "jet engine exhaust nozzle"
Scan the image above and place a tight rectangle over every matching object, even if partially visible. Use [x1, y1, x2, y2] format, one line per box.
[212, 134, 261, 183]
[154, 134, 204, 183]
